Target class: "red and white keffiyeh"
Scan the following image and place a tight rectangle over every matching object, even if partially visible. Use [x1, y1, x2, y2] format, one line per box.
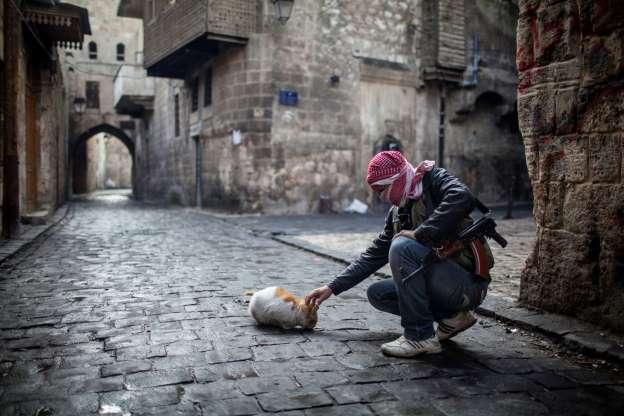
[366, 151, 435, 206]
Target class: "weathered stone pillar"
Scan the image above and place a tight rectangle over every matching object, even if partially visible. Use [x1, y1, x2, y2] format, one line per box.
[517, 0, 624, 330]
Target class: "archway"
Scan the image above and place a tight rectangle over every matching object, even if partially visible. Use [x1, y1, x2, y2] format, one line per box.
[70, 124, 135, 196]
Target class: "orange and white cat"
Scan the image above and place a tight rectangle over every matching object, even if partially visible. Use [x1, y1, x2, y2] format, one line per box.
[248, 287, 318, 330]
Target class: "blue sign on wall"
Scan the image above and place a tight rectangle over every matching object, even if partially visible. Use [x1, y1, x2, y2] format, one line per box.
[279, 90, 298, 106]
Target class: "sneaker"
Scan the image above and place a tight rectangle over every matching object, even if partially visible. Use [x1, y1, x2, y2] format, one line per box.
[436, 310, 477, 341]
[380, 335, 442, 358]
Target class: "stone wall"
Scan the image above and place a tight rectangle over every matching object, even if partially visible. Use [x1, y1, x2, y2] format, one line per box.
[517, 0, 624, 330]
[1, 9, 69, 227]
[37, 62, 69, 211]
[145, 0, 523, 214]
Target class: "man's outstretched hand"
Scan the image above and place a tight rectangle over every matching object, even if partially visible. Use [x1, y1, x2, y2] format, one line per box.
[305, 285, 333, 307]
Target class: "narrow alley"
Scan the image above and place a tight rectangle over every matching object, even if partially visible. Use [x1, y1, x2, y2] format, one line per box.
[1, 193, 623, 415]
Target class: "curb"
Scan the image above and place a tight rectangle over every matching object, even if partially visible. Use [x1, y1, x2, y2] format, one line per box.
[272, 234, 624, 364]
[0, 204, 70, 266]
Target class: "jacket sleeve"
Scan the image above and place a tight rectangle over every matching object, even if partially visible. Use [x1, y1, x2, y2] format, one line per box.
[327, 208, 394, 295]
[414, 168, 475, 245]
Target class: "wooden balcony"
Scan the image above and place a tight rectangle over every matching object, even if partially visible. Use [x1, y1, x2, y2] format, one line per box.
[143, 0, 257, 79]
[23, 1, 91, 49]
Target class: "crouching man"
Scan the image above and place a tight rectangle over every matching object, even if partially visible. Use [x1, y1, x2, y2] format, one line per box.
[305, 151, 494, 358]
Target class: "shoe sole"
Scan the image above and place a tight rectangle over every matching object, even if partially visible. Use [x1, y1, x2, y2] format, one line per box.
[380, 347, 443, 358]
[437, 318, 477, 341]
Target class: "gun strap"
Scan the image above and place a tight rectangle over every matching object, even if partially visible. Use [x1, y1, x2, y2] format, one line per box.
[468, 239, 491, 280]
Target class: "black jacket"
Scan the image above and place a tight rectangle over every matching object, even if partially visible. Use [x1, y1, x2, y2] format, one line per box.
[327, 167, 475, 295]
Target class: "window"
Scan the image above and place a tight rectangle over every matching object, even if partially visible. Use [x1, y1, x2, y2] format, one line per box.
[190, 77, 199, 112]
[86, 81, 100, 109]
[116, 43, 125, 62]
[204, 68, 212, 107]
[174, 94, 180, 137]
[88, 41, 97, 60]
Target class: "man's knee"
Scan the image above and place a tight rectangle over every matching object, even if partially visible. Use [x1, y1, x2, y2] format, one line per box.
[389, 236, 428, 269]
[388, 237, 412, 268]
[367, 282, 382, 306]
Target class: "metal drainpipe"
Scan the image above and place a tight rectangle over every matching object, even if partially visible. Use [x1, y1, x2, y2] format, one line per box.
[438, 82, 446, 168]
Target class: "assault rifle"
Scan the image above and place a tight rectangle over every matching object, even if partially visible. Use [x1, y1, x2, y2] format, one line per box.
[402, 199, 507, 284]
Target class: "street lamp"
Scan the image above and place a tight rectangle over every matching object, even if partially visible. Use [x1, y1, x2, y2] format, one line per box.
[73, 97, 86, 114]
[272, 0, 294, 24]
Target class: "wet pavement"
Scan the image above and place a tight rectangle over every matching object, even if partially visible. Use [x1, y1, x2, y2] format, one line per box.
[1, 193, 623, 415]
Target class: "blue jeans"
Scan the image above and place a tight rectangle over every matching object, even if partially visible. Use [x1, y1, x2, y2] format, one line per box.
[367, 236, 489, 341]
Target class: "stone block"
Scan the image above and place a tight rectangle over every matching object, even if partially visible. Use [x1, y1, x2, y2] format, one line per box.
[299, 340, 350, 357]
[384, 379, 453, 401]
[535, 1, 580, 65]
[589, 184, 624, 238]
[183, 381, 241, 402]
[294, 371, 349, 388]
[518, 0, 540, 16]
[344, 366, 404, 383]
[523, 140, 539, 181]
[325, 383, 394, 404]
[589, 134, 621, 182]
[559, 368, 624, 385]
[236, 376, 297, 395]
[554, 58, 582, 82]
[101, 360, 152, 377]
[555, 88, 578, 134]
[578, 86, 624, 133]
[257, 389, 333, 412]
[124, 368, 193, 390]
[582, 31, 624, 86]
[563, 135, 588, 182]
[579, 0, 624, 35]
[433, 393, 549, 416]
[537, 138, 565, 182]
[532, 181, 564, 229]
[518, 91, 555, 137]
[305, 404, 375, 416]
[522, 228, 596, 313]
[518, 64, 556, 93]
[563, 184, 593, 234]
[196, 398, 261, 416]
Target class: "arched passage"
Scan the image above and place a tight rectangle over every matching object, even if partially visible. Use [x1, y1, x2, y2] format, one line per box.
[70, 124, 136, 196]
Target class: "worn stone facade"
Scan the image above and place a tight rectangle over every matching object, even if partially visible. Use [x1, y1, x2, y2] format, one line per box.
[1, 0, 76, 236]
[140, 0, 524, 214]
[518, 0, 624, 331]
[62, 0, 143, 196]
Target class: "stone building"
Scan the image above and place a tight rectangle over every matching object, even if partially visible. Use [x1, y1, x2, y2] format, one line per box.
[1, 0, 90, 237]
[123, 0, 525, 214]
[518, 0, 624, 331]
[62, 0, 147, 197]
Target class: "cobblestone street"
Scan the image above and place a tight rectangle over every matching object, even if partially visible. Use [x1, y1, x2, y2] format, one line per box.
[1, 194, 623, 415]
